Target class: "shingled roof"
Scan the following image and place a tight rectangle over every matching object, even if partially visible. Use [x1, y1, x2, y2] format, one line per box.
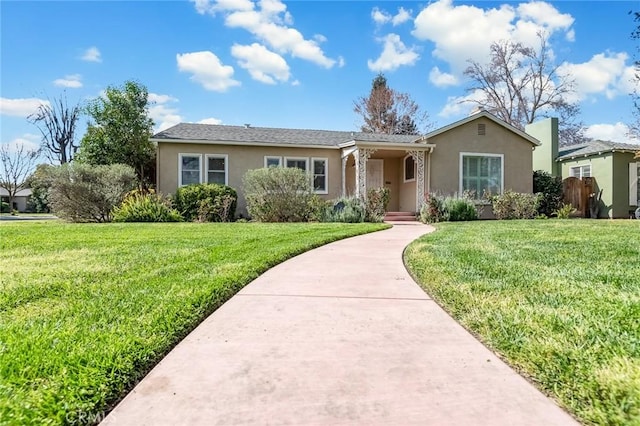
[557, 139, 640, 161]
[152, 123, 421, 147]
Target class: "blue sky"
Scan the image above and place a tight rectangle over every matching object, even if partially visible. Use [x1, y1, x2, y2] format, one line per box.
[1, 0, 638, 156]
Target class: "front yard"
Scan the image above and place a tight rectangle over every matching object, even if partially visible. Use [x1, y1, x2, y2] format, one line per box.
[0, 221, 387, 424]
[405, 220, 640, 425]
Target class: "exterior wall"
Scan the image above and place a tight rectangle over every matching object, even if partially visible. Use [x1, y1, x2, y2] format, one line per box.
[527, 118, 560, 176]
[157, 142, 341, 216]
[382, 157, 400, 211]
[612, 152, 637, 218]
[398, 156, 416, 212]
[1, 196, 29, 212]
[429, 117, 534, 197]
[561, 155, 611, 218]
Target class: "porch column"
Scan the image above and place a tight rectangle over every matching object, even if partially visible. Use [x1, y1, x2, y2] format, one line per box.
[341, 155, 347, 197]
[355, 148, 376, 199]
[408, 150, 425, 212]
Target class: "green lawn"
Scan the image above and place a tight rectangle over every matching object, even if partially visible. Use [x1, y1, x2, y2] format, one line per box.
[0, 221, 387, 424]
[405, 220, 640, 425]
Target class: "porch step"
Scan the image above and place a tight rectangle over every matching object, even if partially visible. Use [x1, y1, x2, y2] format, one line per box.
[384, 211, 417, 222]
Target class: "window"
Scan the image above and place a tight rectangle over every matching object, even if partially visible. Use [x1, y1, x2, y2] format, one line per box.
[311, 158, 328, 194]
[179, 154, 201, 186]
[264, 156, 282, 168]
[570, 164, 591, 179]
[460, 153, 503, 198]
[404, 155, 415, 182]
[284, 157, 308, 172]
[206, 154, 227, 185]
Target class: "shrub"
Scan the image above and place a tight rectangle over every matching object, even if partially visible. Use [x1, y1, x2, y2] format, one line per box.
[365, 187, 390, 223]
[243, 167, 315, 222]
[47, 163, 137, 222]
[26, 164, 55, 213]
[554, 203, 576, 219]
[0, 201, 9, 213]
[443, 196, 478, 221]
[533, 170, 563, 217]
[322, 197, 366, 223]
[173, 183, 237, 222]
[112, 191, 182, 222]
[490, 191, 540, 220]
[419, 193, 446, 224]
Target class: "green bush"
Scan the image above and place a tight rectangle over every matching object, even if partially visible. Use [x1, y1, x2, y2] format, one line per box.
[443, 196, 478, 221]
[26, 164, 55, 213]
[322, 197, 366, 223]
[112, 191, 182, 222]
[243, 167, 315, 222]
[419, 193, 446, 224]
[47, 163, 137, 222]
[173, 183, 237, 222]
[365, 187, 390, 223]
[554, 203, 576, 219]
[533, 170, 563, 217]
[490, 191, 540, 220]
[0, 201, 9, 213]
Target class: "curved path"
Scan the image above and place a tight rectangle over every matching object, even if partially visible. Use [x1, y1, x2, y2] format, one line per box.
[103, 223, 576, 426]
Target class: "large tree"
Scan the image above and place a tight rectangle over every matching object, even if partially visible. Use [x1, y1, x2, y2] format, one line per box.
[28, 93, 81, 164]
[464, 33, 584, 145]
[629, 11, 640, 141]
[0, 143, 40, 211]
[78, 80, 155, 185]
[354, 74, 430, 135]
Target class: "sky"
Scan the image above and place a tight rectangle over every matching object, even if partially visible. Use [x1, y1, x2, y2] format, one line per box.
[1, 0, 638, 157]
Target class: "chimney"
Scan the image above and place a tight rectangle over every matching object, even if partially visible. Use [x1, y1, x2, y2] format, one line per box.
[526, 117, 560, 177]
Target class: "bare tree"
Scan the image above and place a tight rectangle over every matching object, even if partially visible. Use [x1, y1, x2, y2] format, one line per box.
[629, 11, 640, 141]
[29, 93, 81, 164]
[354, 74, 430, 135]
[464, 33, 584, 145]
[0, 144, 40, 211]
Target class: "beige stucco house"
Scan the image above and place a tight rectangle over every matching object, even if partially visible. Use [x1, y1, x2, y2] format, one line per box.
[153, 110, 540, 217]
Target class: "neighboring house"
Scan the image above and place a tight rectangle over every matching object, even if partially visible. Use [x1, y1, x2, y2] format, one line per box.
[0, 188, 32, 212]
[153, 110, 540, 217]
[528, 117, 639, 218]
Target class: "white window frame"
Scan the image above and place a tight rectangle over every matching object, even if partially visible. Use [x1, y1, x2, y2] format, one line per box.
[284, 156, 309, 172]
[459, 152, 504, 197]
[178, 153, 202, 187]
[264, 156, 282, 168]
[205, 154, 228, 186]
[570, 164, 591, 179]
[311, 157, 328, 194]
[403, 154, 416, 183]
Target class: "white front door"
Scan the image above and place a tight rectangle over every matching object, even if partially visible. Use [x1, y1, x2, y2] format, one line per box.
[366, 159, 384, 189]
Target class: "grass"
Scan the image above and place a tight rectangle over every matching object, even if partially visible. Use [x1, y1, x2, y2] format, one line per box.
[0, 221, 388, 425]
[405, 220, 640, 426]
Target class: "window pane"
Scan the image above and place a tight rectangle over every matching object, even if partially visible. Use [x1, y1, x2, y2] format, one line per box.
[208, 171, 225, 185]
[313, 175, 325, 191]
[266, 157, 280, 167]
[286, 159, 306, 171]
[313, 160, 325, 175]
[405, 156, 415, 180]
[182, 171, 199, 185]
[462, 155, 501, 197]
[582, 166, 591, 177]
[182, 156, 199, 170]
[208, 157, 225, 171]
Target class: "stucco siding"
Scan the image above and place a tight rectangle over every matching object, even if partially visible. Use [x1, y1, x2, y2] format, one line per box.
[612, 152, 637, 218]
[428, 117, 534, 197]
[157, 142, 341, 216]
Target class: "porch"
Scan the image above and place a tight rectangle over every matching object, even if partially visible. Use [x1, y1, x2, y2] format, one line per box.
[340, 145, 434, 213]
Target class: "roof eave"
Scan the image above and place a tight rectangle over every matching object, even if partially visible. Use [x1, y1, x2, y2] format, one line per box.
[151, 138, 339, 149]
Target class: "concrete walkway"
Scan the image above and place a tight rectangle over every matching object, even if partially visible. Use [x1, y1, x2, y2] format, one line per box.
[103, 223, 577, 426]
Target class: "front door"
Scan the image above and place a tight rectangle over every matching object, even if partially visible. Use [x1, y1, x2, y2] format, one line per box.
[366, 159, 384, 190]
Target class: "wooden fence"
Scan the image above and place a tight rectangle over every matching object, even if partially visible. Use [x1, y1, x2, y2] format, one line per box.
[562, 176, 600, 218]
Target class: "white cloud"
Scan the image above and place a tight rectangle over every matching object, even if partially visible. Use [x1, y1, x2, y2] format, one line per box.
[53, 74, 83, 88]
[197, 117, 223, 125]
[2, 134, 41, 153]
[0, 97, 49, 117]
[337, 56, 345, 68]
[558, 52, 634, 101]
[81, 46, 102, 62]
[429, 67, 459, 87]
[367, 33, 419, 72]
[392, 7, 412, 26]
[412, 0, 575, 76]
[291, 79, 300, 86]
[148, 93, 182, 132]
[192, 0, 254, 15]
[176, 51, 241, 92]
[371, 7, 391, 25]
[372, 7, 412, 26]
[438, 89, 486, 118]
[231, 43, 290, 84]
[204, 0, 336, 68]
[566, 29, 575, 42]
[585, 122, 638, 144]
